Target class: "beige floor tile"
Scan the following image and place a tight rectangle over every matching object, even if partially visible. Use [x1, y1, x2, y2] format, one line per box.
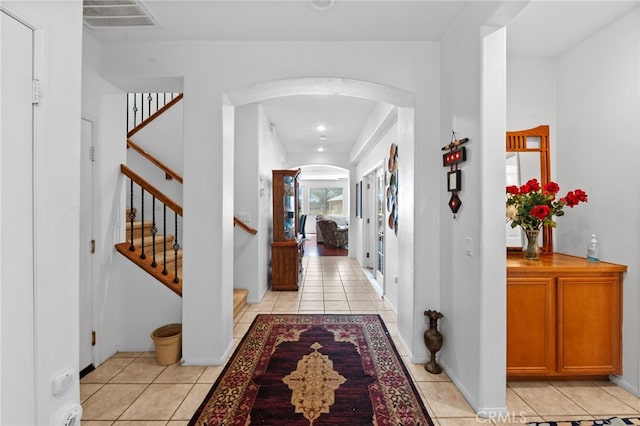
[404, 360, 450, 383]
[172, 383, 212, 420]
[81, 383, 104, 403]
[600, 384, 640, 411]
[112, 422, 167, 426]
[275, 293, 302, 302]
[371, 300, 393, 310]
[324, 301, 350, 310]
[299, 301, 324, 310]
[237, 310, 260, 323]
[167, 421, 189, 426]
[110, 357, 166, 384]
[300, 293, 323, 302]
[505, 388, 537, 418]
[197, 365, 224, 384]
[540, 414, 595, 421]
[323, 292, 347, 301]
[436, 418, 483, 425]
[272, 302, 300, 313]
[509, 382, 587, 416]
[82, 384, 147, 420]
[378, 311, 398, 323]
[553, 382, 639, 415]
[111, 352, 144, 358]
[233, 321, 252, 338]
[120, 384, 192, 420]
[345, 292, 373, 301]
[81, 358, 136, 384]
[323, 286, 347, 293]
[81, 422, 114, 426]
[417, 382, 477, 418]
[383, 321, 398, 336]
[349, 301, 375, 310]
[153, 363, 205, 384]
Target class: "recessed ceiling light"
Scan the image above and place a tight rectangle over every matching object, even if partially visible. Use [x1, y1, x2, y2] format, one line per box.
[309, 0, 335, 11]
[318, 147, 324, 152]
[316, 124, 327, 132]
[319, 135, 327, 141]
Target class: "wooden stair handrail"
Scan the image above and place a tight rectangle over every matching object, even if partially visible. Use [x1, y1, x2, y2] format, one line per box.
[234, 217, 258, 235]
[120, 164, 183, 216]
[127, 93, 184, 138]
[127, 139, 184, 184]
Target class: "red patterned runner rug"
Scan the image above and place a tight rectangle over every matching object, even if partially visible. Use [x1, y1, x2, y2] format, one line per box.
[189, 314, 433, 426]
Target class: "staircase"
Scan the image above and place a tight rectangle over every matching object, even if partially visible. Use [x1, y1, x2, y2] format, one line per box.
[116, 92, 251, 319]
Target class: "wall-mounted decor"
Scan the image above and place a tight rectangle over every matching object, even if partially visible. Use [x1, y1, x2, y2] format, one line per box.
[387, 143, 398, 235]
[442, 132, 469, 218]
[447, 170, 461, 192]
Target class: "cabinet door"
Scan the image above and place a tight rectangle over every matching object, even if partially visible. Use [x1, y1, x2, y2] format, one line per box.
[557, 276, 621, 375]
[507, 277, 555, 376]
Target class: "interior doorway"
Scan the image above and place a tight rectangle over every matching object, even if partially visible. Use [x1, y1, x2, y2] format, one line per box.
[79, 116, 95, 374]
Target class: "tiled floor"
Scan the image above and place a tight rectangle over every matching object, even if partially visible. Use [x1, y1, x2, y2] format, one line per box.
[81, 256, 640, 425]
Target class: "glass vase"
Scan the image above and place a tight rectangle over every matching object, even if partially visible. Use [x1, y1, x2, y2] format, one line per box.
[523, 228, 541, 260]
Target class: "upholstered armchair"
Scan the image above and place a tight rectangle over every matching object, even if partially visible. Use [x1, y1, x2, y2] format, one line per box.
[316, 219, 348, 248]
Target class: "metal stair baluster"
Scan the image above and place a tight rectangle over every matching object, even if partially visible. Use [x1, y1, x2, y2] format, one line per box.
[173, 211, 180, 284]
[151, 196, 157, 268]
[128, 179, 135, 251]
[162, 204, 168, 275]
[140, 187, 146, 260]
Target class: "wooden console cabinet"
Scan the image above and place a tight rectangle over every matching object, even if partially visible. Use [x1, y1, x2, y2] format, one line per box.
[271, 169, 303, 291]
[507, 253, 626, 378]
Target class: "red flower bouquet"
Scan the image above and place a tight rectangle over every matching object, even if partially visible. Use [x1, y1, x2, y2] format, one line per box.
[506, 178, 588, 231]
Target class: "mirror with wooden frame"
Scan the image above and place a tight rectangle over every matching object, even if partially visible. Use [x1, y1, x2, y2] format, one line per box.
[505, 125, 553, 254]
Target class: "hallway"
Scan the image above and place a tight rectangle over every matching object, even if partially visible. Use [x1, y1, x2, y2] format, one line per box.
[80, 256, 640, 425]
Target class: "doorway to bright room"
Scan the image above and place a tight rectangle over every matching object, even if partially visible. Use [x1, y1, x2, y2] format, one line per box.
[298, 164, 349, 257]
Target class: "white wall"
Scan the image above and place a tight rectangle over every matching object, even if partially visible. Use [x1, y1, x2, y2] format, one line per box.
[258, 106, 287, 296]
[234, 103, 286, 303]
[99, 41, 441, 367]
[439, 1, 525, 415]
[1, 1, 83, 424]
[555, 8, 640, 395]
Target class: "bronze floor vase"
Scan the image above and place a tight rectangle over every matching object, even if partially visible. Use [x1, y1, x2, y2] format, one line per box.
[189, 314, 433, 425]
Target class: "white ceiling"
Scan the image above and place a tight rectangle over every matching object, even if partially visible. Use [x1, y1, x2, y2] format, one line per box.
[85, 0, 638, 163]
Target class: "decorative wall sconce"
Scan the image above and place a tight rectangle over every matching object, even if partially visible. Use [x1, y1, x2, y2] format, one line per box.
[442, 131, 469, 218]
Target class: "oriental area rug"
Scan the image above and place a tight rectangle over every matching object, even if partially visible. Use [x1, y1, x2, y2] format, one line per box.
[529, 418, 640, 425]
[188, 314, 433, 426]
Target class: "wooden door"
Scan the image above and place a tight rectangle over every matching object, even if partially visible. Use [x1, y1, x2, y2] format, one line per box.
[507, 276, 555, 376]
[556, 276, 621, 375]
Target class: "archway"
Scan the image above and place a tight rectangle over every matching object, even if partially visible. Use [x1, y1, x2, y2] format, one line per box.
[224, 77, 420, 358]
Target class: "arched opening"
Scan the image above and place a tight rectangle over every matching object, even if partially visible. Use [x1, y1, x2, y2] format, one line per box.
[224, 77, 420, 355]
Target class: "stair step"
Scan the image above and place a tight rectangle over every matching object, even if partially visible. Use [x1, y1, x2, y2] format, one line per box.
[128, 234, 175, 254]
[233, 289, 248, 319]
[126, 220, 153, 240]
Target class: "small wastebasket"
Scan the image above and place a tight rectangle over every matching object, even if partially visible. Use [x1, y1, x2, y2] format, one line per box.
[150, 323, 182, 365]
